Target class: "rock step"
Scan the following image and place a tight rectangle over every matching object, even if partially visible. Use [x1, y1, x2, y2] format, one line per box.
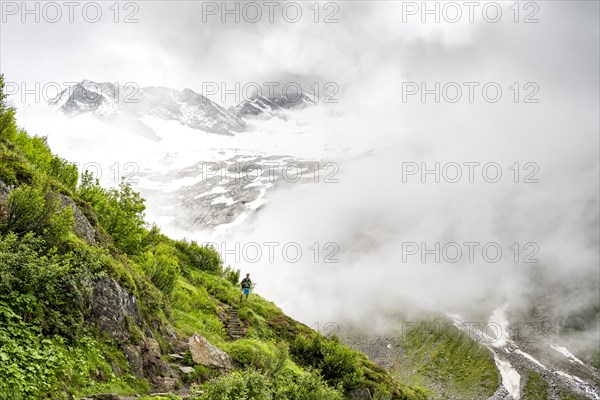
[226, 306, 246, 340]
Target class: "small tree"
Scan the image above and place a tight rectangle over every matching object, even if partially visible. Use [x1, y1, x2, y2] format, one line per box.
[79, 171, 146, 255]
[0, 74, 18, 142]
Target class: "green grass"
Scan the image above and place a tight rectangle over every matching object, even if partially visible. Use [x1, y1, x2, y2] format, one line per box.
[523, 370, 548, 400]
[391, 319, 498, 399]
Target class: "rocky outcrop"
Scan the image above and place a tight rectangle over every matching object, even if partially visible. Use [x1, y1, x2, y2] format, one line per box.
[189, 333, 234, 371]
[89, 277, 141, 342]
[89, 277, 181, 392]
[0, 179, 10, 199]
[60, 194, 96, 245]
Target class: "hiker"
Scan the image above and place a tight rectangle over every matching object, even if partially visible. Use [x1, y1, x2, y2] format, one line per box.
[239, 273, 252, 303]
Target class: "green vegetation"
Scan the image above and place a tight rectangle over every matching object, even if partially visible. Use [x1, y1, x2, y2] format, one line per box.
[0, 73, 427, 399]
[523, 370, 548, 400]
[391, 320, 498, 399]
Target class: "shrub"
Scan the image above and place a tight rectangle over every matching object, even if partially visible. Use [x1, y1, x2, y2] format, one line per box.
[175, 239, 222, 274]
[272, 363, 344, 400]
[222, 266, 240, 286]
[0, 75, 18, 143]
[203, 369, 271, 400]
[0, 181, 74, 246]
[290, 334, 364, 392]
[227, 339, 287, 375]
[0, 233, 92, 339]
[13, 131, 78, 191]
[79, 171, 146, 255]
[136, 242, 181, 296]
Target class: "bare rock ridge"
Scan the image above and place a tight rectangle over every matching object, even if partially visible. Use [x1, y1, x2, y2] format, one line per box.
[49, 79, 319, 136]
[50, 80, 246, 135]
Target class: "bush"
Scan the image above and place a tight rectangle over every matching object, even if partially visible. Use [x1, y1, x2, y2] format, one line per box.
[203, 369, 271, 400]
[1, 181, 74, 246]
[290, 334, 364, 392]
[175, 239, 222, 274]
[13, 131, 78, 192]
[79, 171, 146, 255]
[0, 75, 18, 143]
[137, 242, 181, 296]
[227, 339, 287, 375]
[272, 362, 344, 400]
[0, 233, 92, 339]
[222, 266, 240, 287]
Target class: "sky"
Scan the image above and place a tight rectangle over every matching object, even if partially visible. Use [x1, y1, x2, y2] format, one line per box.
[1, 1, 599, 351]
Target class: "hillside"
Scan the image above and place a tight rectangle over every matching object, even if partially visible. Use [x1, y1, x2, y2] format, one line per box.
[0, 74, 428, 400]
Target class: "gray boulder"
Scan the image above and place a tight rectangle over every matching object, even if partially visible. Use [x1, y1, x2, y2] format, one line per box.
[189, 333, 234, 371]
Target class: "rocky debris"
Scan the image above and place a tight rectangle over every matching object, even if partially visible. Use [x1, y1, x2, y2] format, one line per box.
[227, 307, 246, 340]
[189, 333, 234, 371]
[60, 194, 96, 245]
[169, 353, 185, 361]
[89, 277, 141, 342]
[179, 366, 195, 374]
[171, 339, 189, 354]
[486, 386, 512, 400]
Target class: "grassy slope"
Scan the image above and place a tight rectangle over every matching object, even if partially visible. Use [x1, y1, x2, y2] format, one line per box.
[390, 320, 499, 399]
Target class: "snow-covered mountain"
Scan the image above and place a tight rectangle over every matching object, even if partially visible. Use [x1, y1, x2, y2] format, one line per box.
[49, 80, 246, 135]
[232, 91, 315, 118]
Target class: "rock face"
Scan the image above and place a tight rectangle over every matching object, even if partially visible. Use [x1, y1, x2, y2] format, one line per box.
[189, 333, 234, 371]
[89, 277, 180, 392]
[89, 277, 141, 342]
[0, 179, 10, 198]
[60, 194, 96, 245]
[0, 180, 10, 220]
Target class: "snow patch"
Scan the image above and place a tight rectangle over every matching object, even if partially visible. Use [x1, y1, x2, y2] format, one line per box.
[493, 353, 521, 399]
[551, 344, 585, 365]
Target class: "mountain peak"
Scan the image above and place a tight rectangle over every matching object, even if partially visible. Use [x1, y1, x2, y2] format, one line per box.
[49, 81, 246, 135]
